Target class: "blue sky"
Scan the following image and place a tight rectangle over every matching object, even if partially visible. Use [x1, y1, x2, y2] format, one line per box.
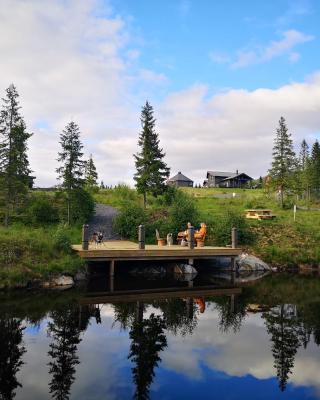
[114, 0, 319, 92]
[0, 0, 320, 185]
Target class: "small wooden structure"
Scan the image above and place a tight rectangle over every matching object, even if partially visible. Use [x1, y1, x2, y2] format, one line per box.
[245, 209, 276, 220]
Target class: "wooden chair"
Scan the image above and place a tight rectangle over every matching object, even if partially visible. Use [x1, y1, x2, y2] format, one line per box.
[156, 229, 166, 246]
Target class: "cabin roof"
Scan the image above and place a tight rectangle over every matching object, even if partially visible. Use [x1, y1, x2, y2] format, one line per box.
[221, 173, 253, 181]
[168, 171, 193, 182]
[207, 171, 236, 178]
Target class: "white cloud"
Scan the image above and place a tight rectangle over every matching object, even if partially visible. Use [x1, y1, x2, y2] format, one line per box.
[209, 52, 230, 64]
[0, 1, 319, 188]
[232, 30, 314, 68]
[289, 52, 301, 63]
[158, 74, 320, 184]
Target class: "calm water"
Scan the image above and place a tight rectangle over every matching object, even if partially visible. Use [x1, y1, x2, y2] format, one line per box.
[1, 266, 320, 400]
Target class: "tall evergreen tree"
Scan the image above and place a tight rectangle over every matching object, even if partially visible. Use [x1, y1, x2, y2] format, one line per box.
[84, 154, 98, 188]
[56, 121, 85, 224]
[299, 139, 309, 170]
[298, 139, 312, 200]
[310, 140, 320, 196]
[134, 101, 170, 207]
[269, 117, 296, 208]
[0, 84, 32, 226]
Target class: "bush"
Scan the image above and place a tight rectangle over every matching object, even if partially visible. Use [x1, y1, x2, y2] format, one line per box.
[53, 225, 72, 252]
[114, 202, 146, 240]
[26, 196, 59, 225]
[168, 190, 199, 235]
[211, 211, 254, 246]
[55, 189, 95, 224]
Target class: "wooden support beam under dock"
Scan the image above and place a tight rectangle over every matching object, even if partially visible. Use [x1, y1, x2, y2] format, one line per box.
[72, 240, 242, 261]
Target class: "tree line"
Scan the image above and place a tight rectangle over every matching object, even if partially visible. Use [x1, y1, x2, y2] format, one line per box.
[269, 116, 320, 207]
[0, 84, 99, 226]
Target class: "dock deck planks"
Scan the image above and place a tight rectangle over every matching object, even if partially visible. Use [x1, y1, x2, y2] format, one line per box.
[72, 240, 241, 261]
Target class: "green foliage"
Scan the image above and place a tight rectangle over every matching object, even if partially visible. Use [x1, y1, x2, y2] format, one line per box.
[56, 121, 85, 224]
[55, 189, 95, 225]
[53, 225, 72, 252]
[134, 101, 170, 205]
[26, 195, 59, 225]
[0, 223, 83, 288]
[168, 190, 199, 235]
[84, 154, 98, 189]
[210, 211, 254, 246]
[0, 84, 32, 226]
[269, 117, 296, 207]
[114, 203, 146, 240]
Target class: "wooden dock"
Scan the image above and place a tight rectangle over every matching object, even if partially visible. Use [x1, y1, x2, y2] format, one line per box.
[72, 240, 242, 261]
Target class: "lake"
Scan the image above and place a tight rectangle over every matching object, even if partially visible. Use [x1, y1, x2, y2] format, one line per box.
[1, 266, 320, 400]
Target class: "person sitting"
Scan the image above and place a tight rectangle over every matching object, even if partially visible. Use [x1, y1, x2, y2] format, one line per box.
[177, 222, 192, 243]
[194, 223, 207, 240]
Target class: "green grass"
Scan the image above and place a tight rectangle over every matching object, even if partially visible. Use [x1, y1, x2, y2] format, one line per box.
[181, 187, 320, 265]
[0, 223, 84, 288]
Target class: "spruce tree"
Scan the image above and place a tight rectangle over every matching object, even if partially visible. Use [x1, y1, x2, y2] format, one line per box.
[84, 154, 98, 189]
[298, 139, 312, 200]
[269, 117, 296, 208]
[56, 121, 85, 225]
[134, 101, 170, 207]
[310, 140, 320, 196]
[0, 84, 32, 226]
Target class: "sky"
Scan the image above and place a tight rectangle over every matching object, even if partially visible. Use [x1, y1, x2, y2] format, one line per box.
[0, 0, 320, 186]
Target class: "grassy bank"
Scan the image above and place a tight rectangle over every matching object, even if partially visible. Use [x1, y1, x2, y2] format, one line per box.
[95, 186, 320, 266]
[185, 187, 320, 266]
[0, 224, 84, 289]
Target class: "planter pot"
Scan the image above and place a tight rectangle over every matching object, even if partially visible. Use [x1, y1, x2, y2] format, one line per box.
[196, 240, 205, 247]
[157, 239, 166, 246]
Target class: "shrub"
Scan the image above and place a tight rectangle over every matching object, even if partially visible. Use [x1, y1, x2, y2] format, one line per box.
[211, 211, 254, 246]
[168, 190, 199, 235]
[114, 202, 146, 240]
[26, 196, 59, 224]
[55, 189, 95, 224]
[53, 225, 72, 252]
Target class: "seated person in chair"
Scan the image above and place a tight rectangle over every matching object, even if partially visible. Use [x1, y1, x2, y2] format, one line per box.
[177, 222, 192, 243]
[194, 223, 206, 241]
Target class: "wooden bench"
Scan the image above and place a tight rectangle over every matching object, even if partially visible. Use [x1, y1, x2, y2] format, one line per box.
[245, 209, 276, 220]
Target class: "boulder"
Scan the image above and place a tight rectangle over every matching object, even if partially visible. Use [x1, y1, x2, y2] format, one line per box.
[174, 264, 197, 275]
[74, 271, 87, 281]
[236, 253, 271, 271]
[51, 275, 74, 287]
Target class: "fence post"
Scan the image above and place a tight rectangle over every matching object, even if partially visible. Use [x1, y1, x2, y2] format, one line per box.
[232, 227, 238, 248]
[188, 226, 195, 249]
[138, 224, 145, 250]
[82, 224, 89, 250]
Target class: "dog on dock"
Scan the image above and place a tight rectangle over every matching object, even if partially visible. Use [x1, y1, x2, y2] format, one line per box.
[166, 233, 173, 246]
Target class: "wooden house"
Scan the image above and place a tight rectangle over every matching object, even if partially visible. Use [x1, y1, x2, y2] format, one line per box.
[204, 170, 253, 188]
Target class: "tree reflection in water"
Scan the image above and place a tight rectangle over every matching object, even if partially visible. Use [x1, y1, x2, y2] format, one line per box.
[47, 305, 86, 400]
[128, 302, 167, 400]
[0, 316, 26, 400]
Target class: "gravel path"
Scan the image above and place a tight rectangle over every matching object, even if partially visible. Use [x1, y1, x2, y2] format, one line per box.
[89, 203, 120, 240]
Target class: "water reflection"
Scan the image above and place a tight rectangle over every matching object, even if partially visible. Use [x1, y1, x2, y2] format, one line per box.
[0, 272, 320, 399]
[0, 316, 26, 400]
